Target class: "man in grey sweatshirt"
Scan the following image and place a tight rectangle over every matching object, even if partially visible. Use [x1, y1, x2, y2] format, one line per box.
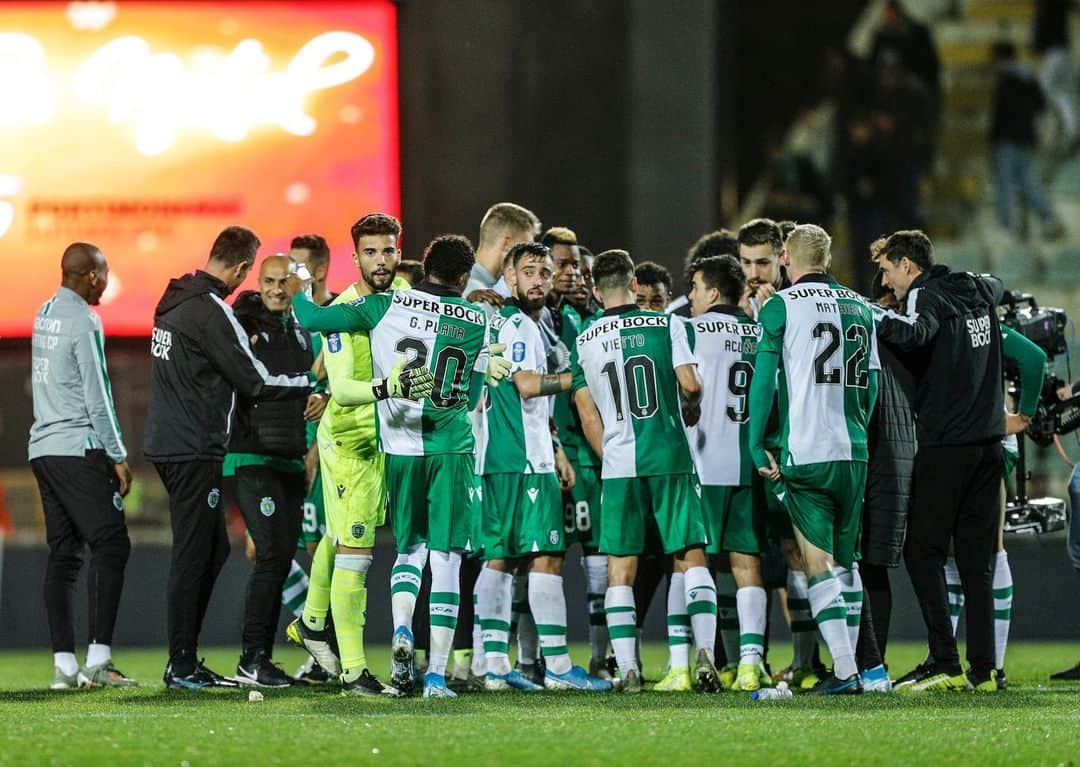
[28, 242, 136, 690]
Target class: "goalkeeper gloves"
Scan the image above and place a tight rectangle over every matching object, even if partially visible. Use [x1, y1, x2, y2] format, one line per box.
[373, 355, 435, 401]
[486, 343, 512, 387]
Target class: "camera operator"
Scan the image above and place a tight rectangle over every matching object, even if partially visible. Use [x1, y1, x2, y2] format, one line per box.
[1050, 380, 1080, 681]
[872, 229, 1026, 692]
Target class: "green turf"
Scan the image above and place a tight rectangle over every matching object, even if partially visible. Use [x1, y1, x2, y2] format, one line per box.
[1, 642, 1078, 767]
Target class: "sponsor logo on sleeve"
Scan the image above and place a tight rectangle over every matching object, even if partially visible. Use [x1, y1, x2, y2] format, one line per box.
[512, 341, 526, 362]
[327, 333, 342, 353]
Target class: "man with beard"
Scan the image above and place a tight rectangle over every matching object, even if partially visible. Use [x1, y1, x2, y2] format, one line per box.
[287, 214, 433, 697]
[474, 242, 611, 692]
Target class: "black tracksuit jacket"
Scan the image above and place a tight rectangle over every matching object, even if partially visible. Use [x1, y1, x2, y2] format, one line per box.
[144, 271, 311, 463]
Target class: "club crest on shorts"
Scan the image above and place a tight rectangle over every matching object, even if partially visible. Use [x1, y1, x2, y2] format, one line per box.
[351, 522, 366, 539]
[512, 341, 526, 362]
[112, 491, 123, 512]
[260, 496, 276, 517]
[207, 488, 220, 508]
[549, 529, 559, 545]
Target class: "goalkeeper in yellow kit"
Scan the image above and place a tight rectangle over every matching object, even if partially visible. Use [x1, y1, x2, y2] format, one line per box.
[287, 214, 434, 696]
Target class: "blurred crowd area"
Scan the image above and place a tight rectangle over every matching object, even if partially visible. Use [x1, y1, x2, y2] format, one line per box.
[2, 0, 1079, 542]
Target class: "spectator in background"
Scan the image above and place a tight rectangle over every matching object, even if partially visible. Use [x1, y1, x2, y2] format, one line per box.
[395, 259, 425, 287]
[871, 50, 935, 230]
[1033, 0, 1077, 147]
[760, 129, 833, 227]
[990, 42, 1065, 240]
[870, 0, 941, 105]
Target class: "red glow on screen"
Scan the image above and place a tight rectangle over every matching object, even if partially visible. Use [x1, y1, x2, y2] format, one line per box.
[1, 0, 399, 336]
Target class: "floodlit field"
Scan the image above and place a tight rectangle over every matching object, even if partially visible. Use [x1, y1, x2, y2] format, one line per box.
[1, 642, 1078, 767]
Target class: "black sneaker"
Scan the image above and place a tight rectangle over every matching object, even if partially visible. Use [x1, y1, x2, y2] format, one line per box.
[235, 651, 293, 688]
[516, 659, 546, 687]
[995, 668, 1008, 691]
[164, 662, 218, 690]
[812, 673, 863, 695]
[341, 668, 403, 698]
[1050, 661, 1080, 681]
[892, 658, 934, 691]
[196, 658, 238, 687]
[294, 656, 334, 685]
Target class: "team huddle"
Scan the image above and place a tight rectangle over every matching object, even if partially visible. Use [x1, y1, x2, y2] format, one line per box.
[36, 202, 1024, 698]
[271, 206, 882, 698]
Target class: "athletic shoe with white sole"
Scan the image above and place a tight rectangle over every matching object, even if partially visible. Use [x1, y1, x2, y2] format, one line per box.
[341, 669, 403, 697]
[79, 662, 138, 688]
[545, 665, 613, 692]
[390, 626, 416, 693]
[422, 672, 457, 698]
[286, 619, 342, 677]
[484, 670, 543, 691]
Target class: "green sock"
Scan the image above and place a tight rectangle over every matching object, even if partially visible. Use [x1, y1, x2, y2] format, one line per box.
[331, 554, 371, 676]
[302, 536, 335, 632]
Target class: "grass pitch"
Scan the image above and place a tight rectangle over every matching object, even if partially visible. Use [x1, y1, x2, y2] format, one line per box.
[0, 642, 1078, 767]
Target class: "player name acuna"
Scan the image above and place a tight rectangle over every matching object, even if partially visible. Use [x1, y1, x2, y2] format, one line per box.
[577, 313, 668, 345]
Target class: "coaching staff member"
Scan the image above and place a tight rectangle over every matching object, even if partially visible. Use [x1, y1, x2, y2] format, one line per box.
[29, 243, 136, 689]
[873, 229, 1024, 693]
[145, 227, 313, 689]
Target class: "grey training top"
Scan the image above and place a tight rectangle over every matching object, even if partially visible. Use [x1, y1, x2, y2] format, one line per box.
[28, 287, 127, 463]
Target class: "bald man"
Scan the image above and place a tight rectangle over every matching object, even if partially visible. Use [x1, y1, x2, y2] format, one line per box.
[223, 255, 326, 687]
[29, 243, 136, 689]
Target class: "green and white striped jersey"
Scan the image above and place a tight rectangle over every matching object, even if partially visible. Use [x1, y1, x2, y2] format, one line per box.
[685, 305, 761, 486]
[571, 306, 696, 479]
[479, 304, 555, 476]
[757, 275, 879, 466]
[293, 287, 489, 456]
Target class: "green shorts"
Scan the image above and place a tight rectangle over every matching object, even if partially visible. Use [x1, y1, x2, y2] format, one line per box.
[1003, 448, 1019, 482]
[298, 467, 327, 548]
[760, 480, 794, 542]
[769, 460, 867, 569]
[319, 443, 385, 549]
[386, 453, 477, 554]
[599, 473, 706, 557]
[564, 461, 602, 549]
[702, 484, 762, 555]
[480, 472, 565, 560]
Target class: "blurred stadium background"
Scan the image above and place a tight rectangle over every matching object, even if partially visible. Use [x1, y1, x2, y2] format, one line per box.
[0, 0, 1077, 649]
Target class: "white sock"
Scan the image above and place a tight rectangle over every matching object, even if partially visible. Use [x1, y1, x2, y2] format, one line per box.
[582, 554, 609, 665]
[993, 550, 1013, 670]
[512, 573, 540, 665]
[944, 556, 964, 636]
[427, 550, 461, 677]
[529, 572, 572, 675]
[835, 564, 863, 651]
[476, 567, 513, 676]
[808, 572, 857, 680]
[736, 586, 767, 665]
[604, 585, 639, 675]
[471, 583, 486, 677]
[390, 544, 428, 633]
[684, 566, 718, 662]
[666, 572, 691, 669]
[787, 569, 817, 670]
[54, 652, 78, 675]
[714, 569, 739, 664]
[85, 643, 111, 668]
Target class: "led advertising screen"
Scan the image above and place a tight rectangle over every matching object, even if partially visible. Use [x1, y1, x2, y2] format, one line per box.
[1, 0, 398, 336]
